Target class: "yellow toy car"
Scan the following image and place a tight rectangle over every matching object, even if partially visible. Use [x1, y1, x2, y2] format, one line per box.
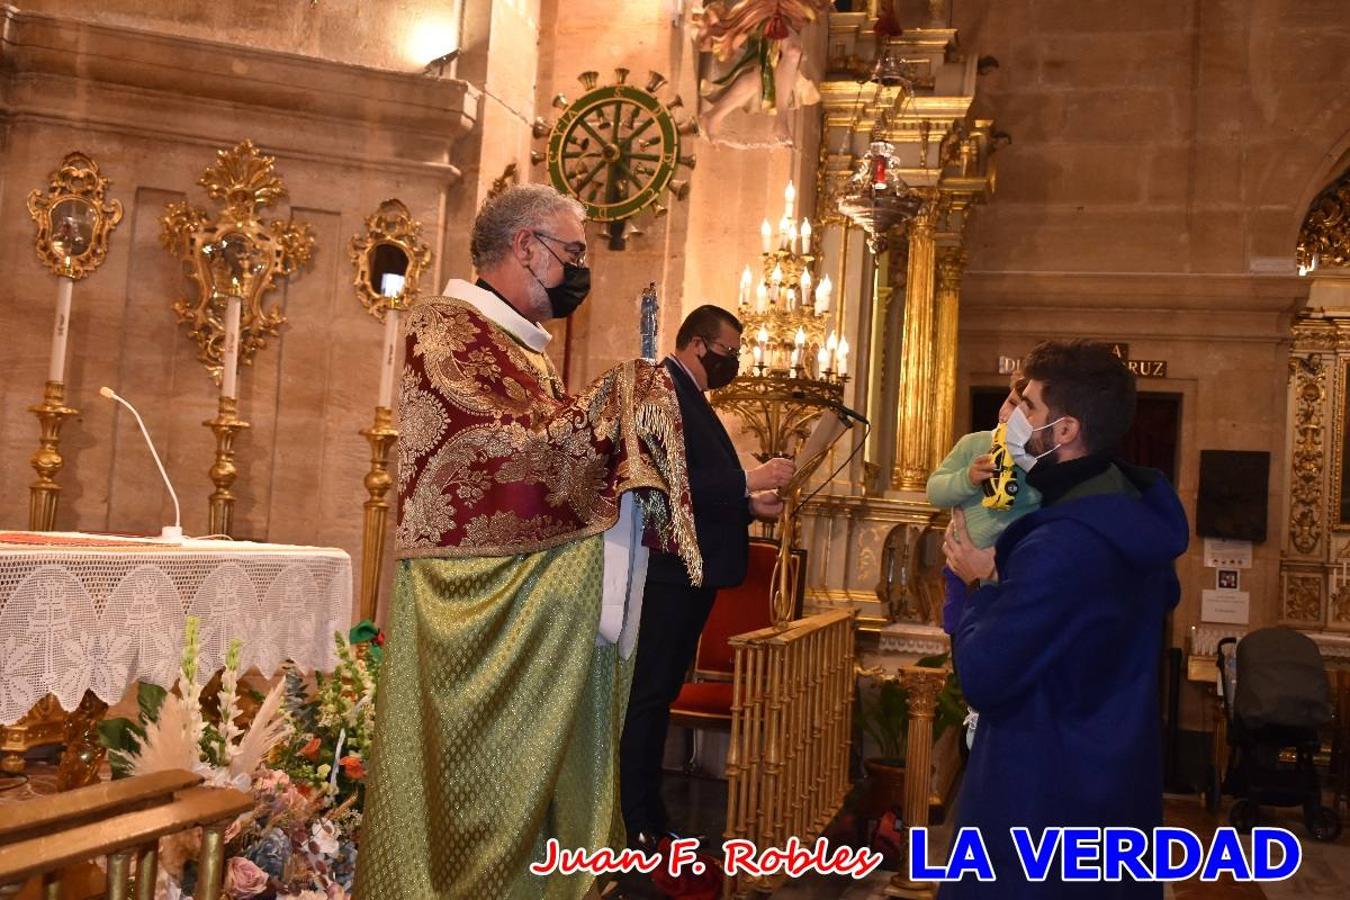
[981, 422, 1020, 511]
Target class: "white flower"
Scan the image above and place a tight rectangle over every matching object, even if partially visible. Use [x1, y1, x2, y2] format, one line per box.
[309, 819, 340, 857]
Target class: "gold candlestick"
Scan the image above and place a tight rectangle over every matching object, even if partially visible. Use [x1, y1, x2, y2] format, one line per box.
[28, 380, 79, 531]
[204, 395, 249, 536]
[359, 406, 399, 623]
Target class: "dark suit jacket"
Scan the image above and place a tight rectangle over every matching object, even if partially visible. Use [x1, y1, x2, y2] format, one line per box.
[645, 357, 753, 590]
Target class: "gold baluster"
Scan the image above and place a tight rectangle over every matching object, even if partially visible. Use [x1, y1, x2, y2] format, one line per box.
[135, 843, 159, 900]
[195, 823, 228, 900]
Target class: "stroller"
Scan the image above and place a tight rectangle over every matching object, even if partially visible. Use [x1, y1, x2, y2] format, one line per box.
[1216, 627, 1341, 840]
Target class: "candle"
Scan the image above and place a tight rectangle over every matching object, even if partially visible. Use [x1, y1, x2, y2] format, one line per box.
[771, 264, 784, 286]
[378, 309, 400, 409]
[790, 346, 801, 375]
[817, 346, 830, 375]
[221, 295, 242, 400]
[757, 325, 769, 346]
[838, 336, 850, 378]
[761, 219, 772, 254]
[800, 218, 812, 254]
[753, 343, 764, 367]
[785, 180, 796, 219]
[739, 266, 753, 306]
[794, 326, 806, 347]
[786, 221, 798, 252]
[785, 287, 796, 311]
[827, 332, 838, 353]
[755, 281, 768, 312]
[800, 269, 812, 300]
[48, 276, 74, 382]
[778, 215, 792, 251]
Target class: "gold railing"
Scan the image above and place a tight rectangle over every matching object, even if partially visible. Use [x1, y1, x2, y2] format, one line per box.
[0, 769, 251, 900]
[724, 608, 857, 898]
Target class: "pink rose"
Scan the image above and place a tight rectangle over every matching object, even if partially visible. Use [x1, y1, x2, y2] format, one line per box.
[224, 856, 269, 899]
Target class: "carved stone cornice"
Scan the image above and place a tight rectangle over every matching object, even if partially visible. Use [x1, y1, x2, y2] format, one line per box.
[0, 6, 478, 176]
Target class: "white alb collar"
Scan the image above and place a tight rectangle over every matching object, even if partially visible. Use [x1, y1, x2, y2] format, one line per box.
[442, 278, 551, 353]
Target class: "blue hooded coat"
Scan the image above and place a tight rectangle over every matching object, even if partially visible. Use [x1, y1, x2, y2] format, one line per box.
[940, 460, 1189, 899]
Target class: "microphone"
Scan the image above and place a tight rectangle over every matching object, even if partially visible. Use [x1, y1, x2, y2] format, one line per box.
[832, 401, 870, 426]
[99, 387, 184, 542]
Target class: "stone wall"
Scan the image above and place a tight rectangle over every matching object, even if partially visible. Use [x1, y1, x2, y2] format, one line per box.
[0, 5, 477, 623]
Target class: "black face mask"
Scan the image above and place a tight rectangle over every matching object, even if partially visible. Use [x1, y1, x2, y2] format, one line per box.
[700, 344, 740, 390]
[531, 240, 591, 318]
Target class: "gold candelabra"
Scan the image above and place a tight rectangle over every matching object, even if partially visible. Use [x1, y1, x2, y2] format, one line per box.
[715, 181, 850, 461]
[28, 381, 78, 532]
[204, 395, 249, 536]
[359, 406, 399, 623]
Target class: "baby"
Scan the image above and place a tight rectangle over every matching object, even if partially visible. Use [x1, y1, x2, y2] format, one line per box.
[927, 374, 1043, 635]
[927, 374, 1043, 750]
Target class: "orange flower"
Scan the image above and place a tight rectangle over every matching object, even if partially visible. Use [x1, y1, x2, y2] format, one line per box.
[299, 737, 322, 760]
[340, 755, 366, 780]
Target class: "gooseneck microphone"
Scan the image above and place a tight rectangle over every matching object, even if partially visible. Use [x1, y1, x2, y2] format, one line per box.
[99, 387, 184, 542]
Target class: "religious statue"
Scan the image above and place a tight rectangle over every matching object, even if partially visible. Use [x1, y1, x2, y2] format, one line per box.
[692, 0, 835, 144]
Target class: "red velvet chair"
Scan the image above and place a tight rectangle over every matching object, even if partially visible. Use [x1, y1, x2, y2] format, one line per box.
[668, 538, 806, 732]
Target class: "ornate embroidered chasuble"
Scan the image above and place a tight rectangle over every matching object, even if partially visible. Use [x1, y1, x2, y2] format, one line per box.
[355, 284, 702, 899]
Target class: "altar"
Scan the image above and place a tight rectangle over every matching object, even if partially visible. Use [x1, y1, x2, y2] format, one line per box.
[0, 531, 352, 784]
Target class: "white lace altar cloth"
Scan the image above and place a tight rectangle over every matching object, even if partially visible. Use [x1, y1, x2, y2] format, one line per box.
[0, 532, 353, 725]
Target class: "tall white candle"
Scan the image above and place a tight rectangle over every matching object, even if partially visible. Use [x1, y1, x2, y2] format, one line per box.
[817, 346, 830, 375]
[755, 281, 768, 312]
[838, 336, 850, 378]
[49, 277, 74, 383]
[785, 181, 796, 219]
[739, 266, 753, 306]
[221, 295, 242, 400]
[378, 308, 400, 409]
[800, 218, 812, 254]
[761, 220, 772, 254]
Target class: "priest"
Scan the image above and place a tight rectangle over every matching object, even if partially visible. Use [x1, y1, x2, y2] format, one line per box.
[354, 184, 702, 900]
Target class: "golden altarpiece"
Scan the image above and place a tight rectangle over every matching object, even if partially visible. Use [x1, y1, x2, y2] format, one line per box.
[1279, 166, 1350, 664]
[787, 6, 997, 662]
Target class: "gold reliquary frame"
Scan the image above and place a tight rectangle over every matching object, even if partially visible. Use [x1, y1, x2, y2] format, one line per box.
[27, 151, 124, 279]
[160, 139, 316, 384]
[349, 199, 433, 319]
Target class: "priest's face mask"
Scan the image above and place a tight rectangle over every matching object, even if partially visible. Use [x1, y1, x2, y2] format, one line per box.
[696, 328, 742, 390]
[523, 216, 590, 320]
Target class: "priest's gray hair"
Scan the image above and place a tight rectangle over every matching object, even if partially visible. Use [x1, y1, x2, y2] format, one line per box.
[471, 184, 585, 270]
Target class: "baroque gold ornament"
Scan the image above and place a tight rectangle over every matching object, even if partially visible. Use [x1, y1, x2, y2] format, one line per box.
[26, 151, 124, 279]
[161, 140, 316, 384]
[348, 199, 432, 321]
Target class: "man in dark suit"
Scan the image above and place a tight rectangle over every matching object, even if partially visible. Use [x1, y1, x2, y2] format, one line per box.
[620, 304, 795, 846]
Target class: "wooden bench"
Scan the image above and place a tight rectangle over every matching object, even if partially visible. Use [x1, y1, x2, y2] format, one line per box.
[0, 769, 252, 900]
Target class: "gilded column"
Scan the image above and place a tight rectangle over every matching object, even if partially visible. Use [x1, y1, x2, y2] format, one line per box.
[892, 192, 941, 492]
[887, 666, 947, 899]
[929, 247, 966, 470]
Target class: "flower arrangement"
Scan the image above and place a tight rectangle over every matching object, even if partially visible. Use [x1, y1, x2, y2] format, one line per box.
[98, 618, 382, 900]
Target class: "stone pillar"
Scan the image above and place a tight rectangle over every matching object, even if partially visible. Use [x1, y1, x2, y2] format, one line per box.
[887, 666, 947, 899]
[929, 246, 966, 470]
[892, 192, 941, 492]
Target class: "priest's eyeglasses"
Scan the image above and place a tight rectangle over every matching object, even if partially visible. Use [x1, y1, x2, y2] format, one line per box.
[533, 231, 588, 266]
